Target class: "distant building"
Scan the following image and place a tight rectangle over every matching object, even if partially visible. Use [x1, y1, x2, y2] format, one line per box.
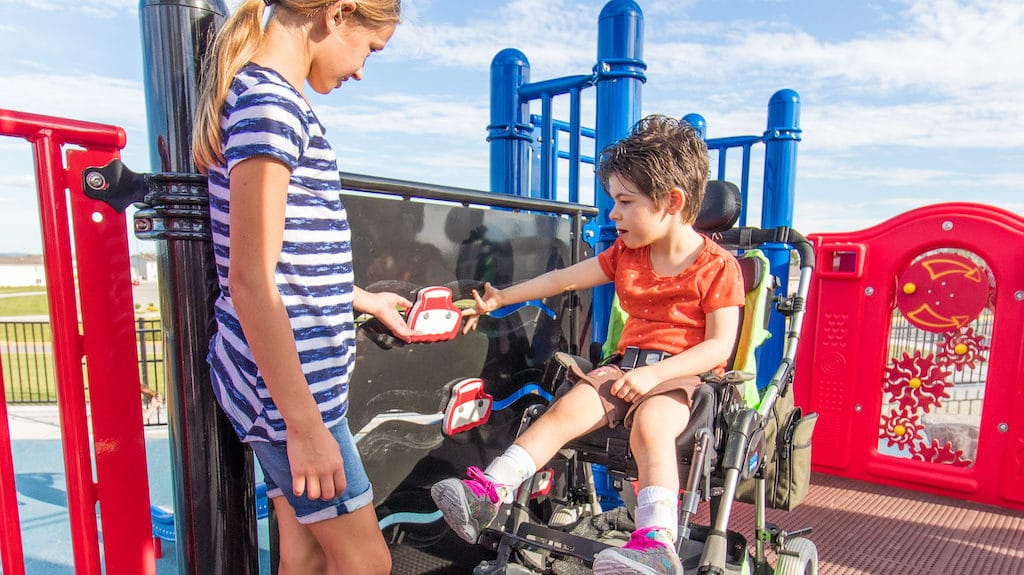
[0, 253, 158, 287]
[0, 254, 46, 287]
[130, 253, 159, 281]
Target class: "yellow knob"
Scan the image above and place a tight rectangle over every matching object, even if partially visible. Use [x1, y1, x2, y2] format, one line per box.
[894, 424, 906, 436]
[909, 377, 922, 388]
[954, 343, 968, 355]
[902, 282, 916, 295]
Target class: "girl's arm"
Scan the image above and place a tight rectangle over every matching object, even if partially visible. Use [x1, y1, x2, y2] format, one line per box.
[609, 305, 740, 401]
[227, 156, 344, 501]
[463, 257, 610, 331]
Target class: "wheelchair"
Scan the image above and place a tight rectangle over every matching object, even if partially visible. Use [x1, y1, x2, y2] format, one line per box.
[469, 181, 819, 575]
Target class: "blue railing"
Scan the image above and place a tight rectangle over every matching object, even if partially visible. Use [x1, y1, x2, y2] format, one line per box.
[528, 114, 596, 205]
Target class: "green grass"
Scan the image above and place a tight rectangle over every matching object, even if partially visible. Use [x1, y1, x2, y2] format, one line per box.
[0, 286, 47, 295]
[0, 294, 50, 318]
[2, 350, 166, 404]
[2, 352, 59, 402]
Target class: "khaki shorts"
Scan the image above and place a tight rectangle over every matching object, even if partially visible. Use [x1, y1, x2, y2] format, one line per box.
[561, 358, 702, 429]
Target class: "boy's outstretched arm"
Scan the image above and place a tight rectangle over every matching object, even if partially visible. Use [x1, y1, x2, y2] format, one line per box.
[462, 257, 609, 332]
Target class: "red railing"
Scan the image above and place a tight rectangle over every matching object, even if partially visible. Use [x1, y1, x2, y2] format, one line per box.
[795, 202, 1024, 511]
[0, 109, 155, 575]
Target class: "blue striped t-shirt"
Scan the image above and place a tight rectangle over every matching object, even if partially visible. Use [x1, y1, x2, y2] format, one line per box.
[206, 63, 355, 444]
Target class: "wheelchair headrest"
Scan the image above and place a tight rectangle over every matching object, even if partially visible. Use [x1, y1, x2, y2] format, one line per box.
[695, 180, 742, 235]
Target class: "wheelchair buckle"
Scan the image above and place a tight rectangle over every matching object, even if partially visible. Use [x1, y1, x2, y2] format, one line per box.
[620, 346, 671, 371]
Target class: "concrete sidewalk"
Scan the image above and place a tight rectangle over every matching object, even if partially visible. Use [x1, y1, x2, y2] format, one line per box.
[5, 404, 168, 440]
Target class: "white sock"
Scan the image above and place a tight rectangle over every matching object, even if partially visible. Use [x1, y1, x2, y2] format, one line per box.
[635, 485, 678, 541]
[484, 444, 537, 501]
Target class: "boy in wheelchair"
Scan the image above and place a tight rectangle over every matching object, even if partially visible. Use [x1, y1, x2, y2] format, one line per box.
[432, 114, 745, 575]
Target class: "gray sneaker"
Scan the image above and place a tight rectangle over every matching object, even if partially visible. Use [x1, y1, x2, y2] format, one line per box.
[592, 528, 682, 575]
[430, 466, 503, 543]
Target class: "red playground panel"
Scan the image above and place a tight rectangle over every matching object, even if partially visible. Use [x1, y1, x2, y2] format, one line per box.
[796, 202, 1024, 511]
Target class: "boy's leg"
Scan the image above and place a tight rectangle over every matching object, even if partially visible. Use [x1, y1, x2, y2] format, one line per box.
[593, 392, 690, 575]
[515, 382, 607, 467]
[629, 391, 690, 494]
[432, 383, 607, 542]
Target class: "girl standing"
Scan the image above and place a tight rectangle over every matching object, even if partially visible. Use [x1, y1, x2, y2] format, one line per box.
[192, 1, 405, 572]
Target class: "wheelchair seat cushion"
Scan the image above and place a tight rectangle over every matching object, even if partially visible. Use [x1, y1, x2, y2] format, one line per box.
[561, 355, 703, 429]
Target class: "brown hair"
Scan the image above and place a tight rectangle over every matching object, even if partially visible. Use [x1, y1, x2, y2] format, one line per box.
[596, 114, 709, 224]
[192, 0, 401, 173]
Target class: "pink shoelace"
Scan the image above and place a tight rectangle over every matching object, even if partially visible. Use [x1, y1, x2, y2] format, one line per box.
[464, 466, 502, 503]
[623, 527, 672, 551]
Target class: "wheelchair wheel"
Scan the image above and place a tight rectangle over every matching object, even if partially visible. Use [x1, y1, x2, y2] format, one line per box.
[773, 537, 817, 575]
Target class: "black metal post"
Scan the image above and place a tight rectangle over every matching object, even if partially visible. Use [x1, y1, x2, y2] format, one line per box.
[138, 1, 258, 573]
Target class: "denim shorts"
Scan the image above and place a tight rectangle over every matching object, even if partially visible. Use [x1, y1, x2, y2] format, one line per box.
[250, 417, 374, 525]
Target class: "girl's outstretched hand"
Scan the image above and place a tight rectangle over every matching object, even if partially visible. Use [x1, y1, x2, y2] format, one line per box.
[287, 422, 346, 500]
[461, 282, 502, 333]
[360, 290, 417, 342]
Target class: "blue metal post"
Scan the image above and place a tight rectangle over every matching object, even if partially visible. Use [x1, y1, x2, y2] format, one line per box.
[592, 0, 645, 341]
[489, 49, 532, 196]
[758, 88, 801, 389]
[681, 113, 706, 139]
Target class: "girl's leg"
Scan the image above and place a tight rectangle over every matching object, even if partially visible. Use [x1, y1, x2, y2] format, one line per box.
[307, 504, 392, 575]
[271, 496, 327, 575]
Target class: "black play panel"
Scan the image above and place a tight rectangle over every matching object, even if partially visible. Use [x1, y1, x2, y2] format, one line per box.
[342, 193, 591, 572]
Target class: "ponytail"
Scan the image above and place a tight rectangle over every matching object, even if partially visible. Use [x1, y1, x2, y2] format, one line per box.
[192, 0, 402, 174]
[193, 0, 268, 173]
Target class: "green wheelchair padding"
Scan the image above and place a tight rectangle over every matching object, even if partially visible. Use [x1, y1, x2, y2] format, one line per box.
[732, 249, 772, 408]
[598, 249, 772, 409]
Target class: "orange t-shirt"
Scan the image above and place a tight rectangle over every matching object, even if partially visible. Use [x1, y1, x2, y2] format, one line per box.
[597, 236, 745, 371]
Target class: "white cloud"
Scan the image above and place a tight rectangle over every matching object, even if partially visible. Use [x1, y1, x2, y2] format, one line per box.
[388, 0, 596, 74]
[317, 93, 489, 140]
[0, 74, 147, 132]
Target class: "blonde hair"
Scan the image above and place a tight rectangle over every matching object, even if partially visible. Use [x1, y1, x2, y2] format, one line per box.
[192, 0, 401, 173]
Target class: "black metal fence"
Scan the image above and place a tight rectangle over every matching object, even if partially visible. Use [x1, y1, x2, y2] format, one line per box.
[1, 318, 166, 426]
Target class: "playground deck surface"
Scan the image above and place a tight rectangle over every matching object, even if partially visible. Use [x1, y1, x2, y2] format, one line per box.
[7, 405, 1023, 575]
[716, 472, 1024, 575]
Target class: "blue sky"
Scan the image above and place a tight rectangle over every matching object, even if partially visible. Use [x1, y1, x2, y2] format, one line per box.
[1, 0, 1022, 254]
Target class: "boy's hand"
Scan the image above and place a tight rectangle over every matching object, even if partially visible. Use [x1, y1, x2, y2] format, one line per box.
[610, 367, 659, 402]
[461, 282, 502, 333]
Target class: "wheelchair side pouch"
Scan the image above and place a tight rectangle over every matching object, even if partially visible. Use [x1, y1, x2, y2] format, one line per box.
[767, 408, 817, 511]
[735, 390, 817, 511]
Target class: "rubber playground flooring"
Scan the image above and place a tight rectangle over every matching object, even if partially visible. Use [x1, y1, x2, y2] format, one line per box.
[9, 405, 1024, 575]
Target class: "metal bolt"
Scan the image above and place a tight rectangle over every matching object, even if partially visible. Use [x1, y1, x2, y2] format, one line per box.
[1016, 291, 1024, 301]
[942, 221, 953, 231]
[854, 404, 862, 413]
[998, 423, 1009, 433]
[85, 171, 107, 191]
[135, 219, 153, 233]
[91, 211, 103, 223]
[865, 287, 874, 296]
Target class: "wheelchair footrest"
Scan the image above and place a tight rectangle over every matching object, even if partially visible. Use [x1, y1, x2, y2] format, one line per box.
[482, 522, 614, 565]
